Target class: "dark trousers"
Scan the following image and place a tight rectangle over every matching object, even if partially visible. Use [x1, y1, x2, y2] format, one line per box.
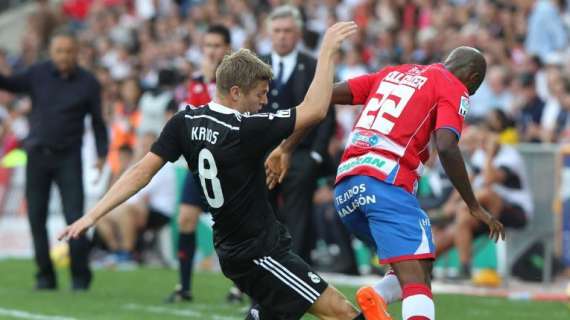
[26, 147, 91, 286]
[272, 150, 318, 263]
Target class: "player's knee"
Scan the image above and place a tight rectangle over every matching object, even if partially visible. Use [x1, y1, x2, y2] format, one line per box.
[392, 261, 430, 286]
[178, 206, 200, 231]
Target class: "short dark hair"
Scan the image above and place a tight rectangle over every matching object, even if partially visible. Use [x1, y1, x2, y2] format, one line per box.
[206, 24, 231, 45]
[158, 68, 179, 87]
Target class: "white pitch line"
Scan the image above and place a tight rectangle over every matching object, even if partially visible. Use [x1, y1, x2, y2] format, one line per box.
[0, 307, 77, 320]
[123, 303, 241, 320]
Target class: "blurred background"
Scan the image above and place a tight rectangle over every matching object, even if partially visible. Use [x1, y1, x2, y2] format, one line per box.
[0, 0, 569, 313]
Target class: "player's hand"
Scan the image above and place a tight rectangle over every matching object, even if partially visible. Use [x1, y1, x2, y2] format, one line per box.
[320, 21, 358, 54]
[265, 147, 291, 190]
[57, 215, 96, 241]
[469, 206, 505, 242]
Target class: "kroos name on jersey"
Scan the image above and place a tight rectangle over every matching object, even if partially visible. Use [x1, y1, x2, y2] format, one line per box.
[191, 126, 220, 144]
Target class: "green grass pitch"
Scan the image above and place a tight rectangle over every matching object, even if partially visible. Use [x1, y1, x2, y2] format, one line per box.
[0, 259, 568, 319]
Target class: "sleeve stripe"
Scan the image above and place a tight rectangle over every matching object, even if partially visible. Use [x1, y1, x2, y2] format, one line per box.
[438, 126, 461, 139]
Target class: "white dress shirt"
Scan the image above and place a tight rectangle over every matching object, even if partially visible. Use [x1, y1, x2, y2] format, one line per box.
[271, 50, 298, 85]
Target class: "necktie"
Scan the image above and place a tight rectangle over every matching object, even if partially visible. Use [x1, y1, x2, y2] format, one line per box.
[276, 60, 284, 88]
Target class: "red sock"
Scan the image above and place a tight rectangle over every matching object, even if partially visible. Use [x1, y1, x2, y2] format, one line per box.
[402, 283, 434, 320]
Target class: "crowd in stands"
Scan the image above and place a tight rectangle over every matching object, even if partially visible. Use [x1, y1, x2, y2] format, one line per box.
[0, 0, 568, 276]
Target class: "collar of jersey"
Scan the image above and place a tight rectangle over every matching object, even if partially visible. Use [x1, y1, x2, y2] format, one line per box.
[208, 101, 241, 115]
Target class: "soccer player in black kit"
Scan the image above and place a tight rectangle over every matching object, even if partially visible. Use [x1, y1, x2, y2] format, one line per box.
[59, 22, 373, 319]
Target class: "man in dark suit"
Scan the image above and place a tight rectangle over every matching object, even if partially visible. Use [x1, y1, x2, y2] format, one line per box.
[0, 32, 108, 291]
[260, 5, 336, 263]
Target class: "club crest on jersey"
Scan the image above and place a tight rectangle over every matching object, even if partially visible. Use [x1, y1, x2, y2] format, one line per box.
[459, 96, 470, 117]
[308, 272, 321, 284]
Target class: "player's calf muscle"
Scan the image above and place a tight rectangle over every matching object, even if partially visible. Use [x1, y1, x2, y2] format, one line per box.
[309, 286, 358, 319]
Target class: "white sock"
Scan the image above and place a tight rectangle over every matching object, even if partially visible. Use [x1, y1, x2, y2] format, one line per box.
[373, 269, 402, 304]
[402, 283, 434, 320]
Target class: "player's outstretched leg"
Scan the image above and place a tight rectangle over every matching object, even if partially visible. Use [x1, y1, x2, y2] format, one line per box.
[307, 285, 359, 320]
[391, 259, 434, 320]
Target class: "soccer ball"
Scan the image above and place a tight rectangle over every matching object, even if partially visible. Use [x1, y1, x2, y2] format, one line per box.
[50, 243, 70, 269]
[471, 269, 501, 287]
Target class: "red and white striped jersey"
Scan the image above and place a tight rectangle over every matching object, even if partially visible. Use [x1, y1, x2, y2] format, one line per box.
[336, 63, 469, 193]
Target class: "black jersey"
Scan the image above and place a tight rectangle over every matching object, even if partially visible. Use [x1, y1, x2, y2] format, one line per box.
[151, 102, 296, 260]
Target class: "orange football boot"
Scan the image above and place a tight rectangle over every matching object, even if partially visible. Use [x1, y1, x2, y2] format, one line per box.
[356, 286, 393, 320]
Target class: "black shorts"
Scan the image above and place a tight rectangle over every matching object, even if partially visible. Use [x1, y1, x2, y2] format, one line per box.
[220, 250, 328, 319]
[146, 208, 171, 230]
[475, 202, 527, 236]
[180, 173, 207, 210]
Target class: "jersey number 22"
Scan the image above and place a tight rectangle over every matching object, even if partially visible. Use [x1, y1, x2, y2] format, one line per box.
[355, 80, 415, 134]
[198, 149, 224, 208]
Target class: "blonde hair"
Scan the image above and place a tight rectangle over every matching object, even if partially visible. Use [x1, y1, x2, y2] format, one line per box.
[215, 49, 273, 95]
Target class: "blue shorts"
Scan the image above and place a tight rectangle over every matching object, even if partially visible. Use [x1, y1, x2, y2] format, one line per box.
[181, 173, 207, 210]
[334, 175, 435, 264]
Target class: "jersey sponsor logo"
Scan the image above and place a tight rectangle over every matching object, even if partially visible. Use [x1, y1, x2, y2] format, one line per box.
[335, 183, 377, 218]
[274, 109, 291, 118]
[348, 130, 406, 156]
[459, 96, 470, 117]
[244, 109, 291, 120]
[351, 131, 379, 147]
[308, 272, 321, 284]
[337, 153, 398, 178]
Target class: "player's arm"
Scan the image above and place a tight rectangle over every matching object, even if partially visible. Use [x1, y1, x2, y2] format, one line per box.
[264, 22, 356, 186]
[330, 68, 384, 106]
[0, 68, 32, 93]
[435, 129, 505, 241]
[58, 153, 165, 240]
[330, 82, 353, 105]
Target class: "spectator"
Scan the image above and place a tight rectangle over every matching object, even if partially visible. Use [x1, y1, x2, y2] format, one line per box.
[434, 126, 533, 279]
[108, 77, 141, 176]
[0, 32, 108, 291]
[540, 66, 565, 140]
[485, 108, 519, 144]
[137, 68, 179, 137]
[337, 45, 368, 81]
[469, 65, 513, 121]
[513, 72, 545, 143]
[550, 78, 570, 143]
[525, 0, 568, 62]
[261, 5, 336, 264]
[96, 132, 176, 267]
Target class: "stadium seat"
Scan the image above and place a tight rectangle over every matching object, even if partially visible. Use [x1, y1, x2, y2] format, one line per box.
[496, 144, 557, 284]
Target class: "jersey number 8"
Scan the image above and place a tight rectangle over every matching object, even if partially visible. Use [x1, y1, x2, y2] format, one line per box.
[198, 149, 224, 208]
[355, 80, 415, 134]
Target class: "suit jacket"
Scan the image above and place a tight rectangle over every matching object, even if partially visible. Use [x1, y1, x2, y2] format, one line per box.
[260, 52, 336, 169]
